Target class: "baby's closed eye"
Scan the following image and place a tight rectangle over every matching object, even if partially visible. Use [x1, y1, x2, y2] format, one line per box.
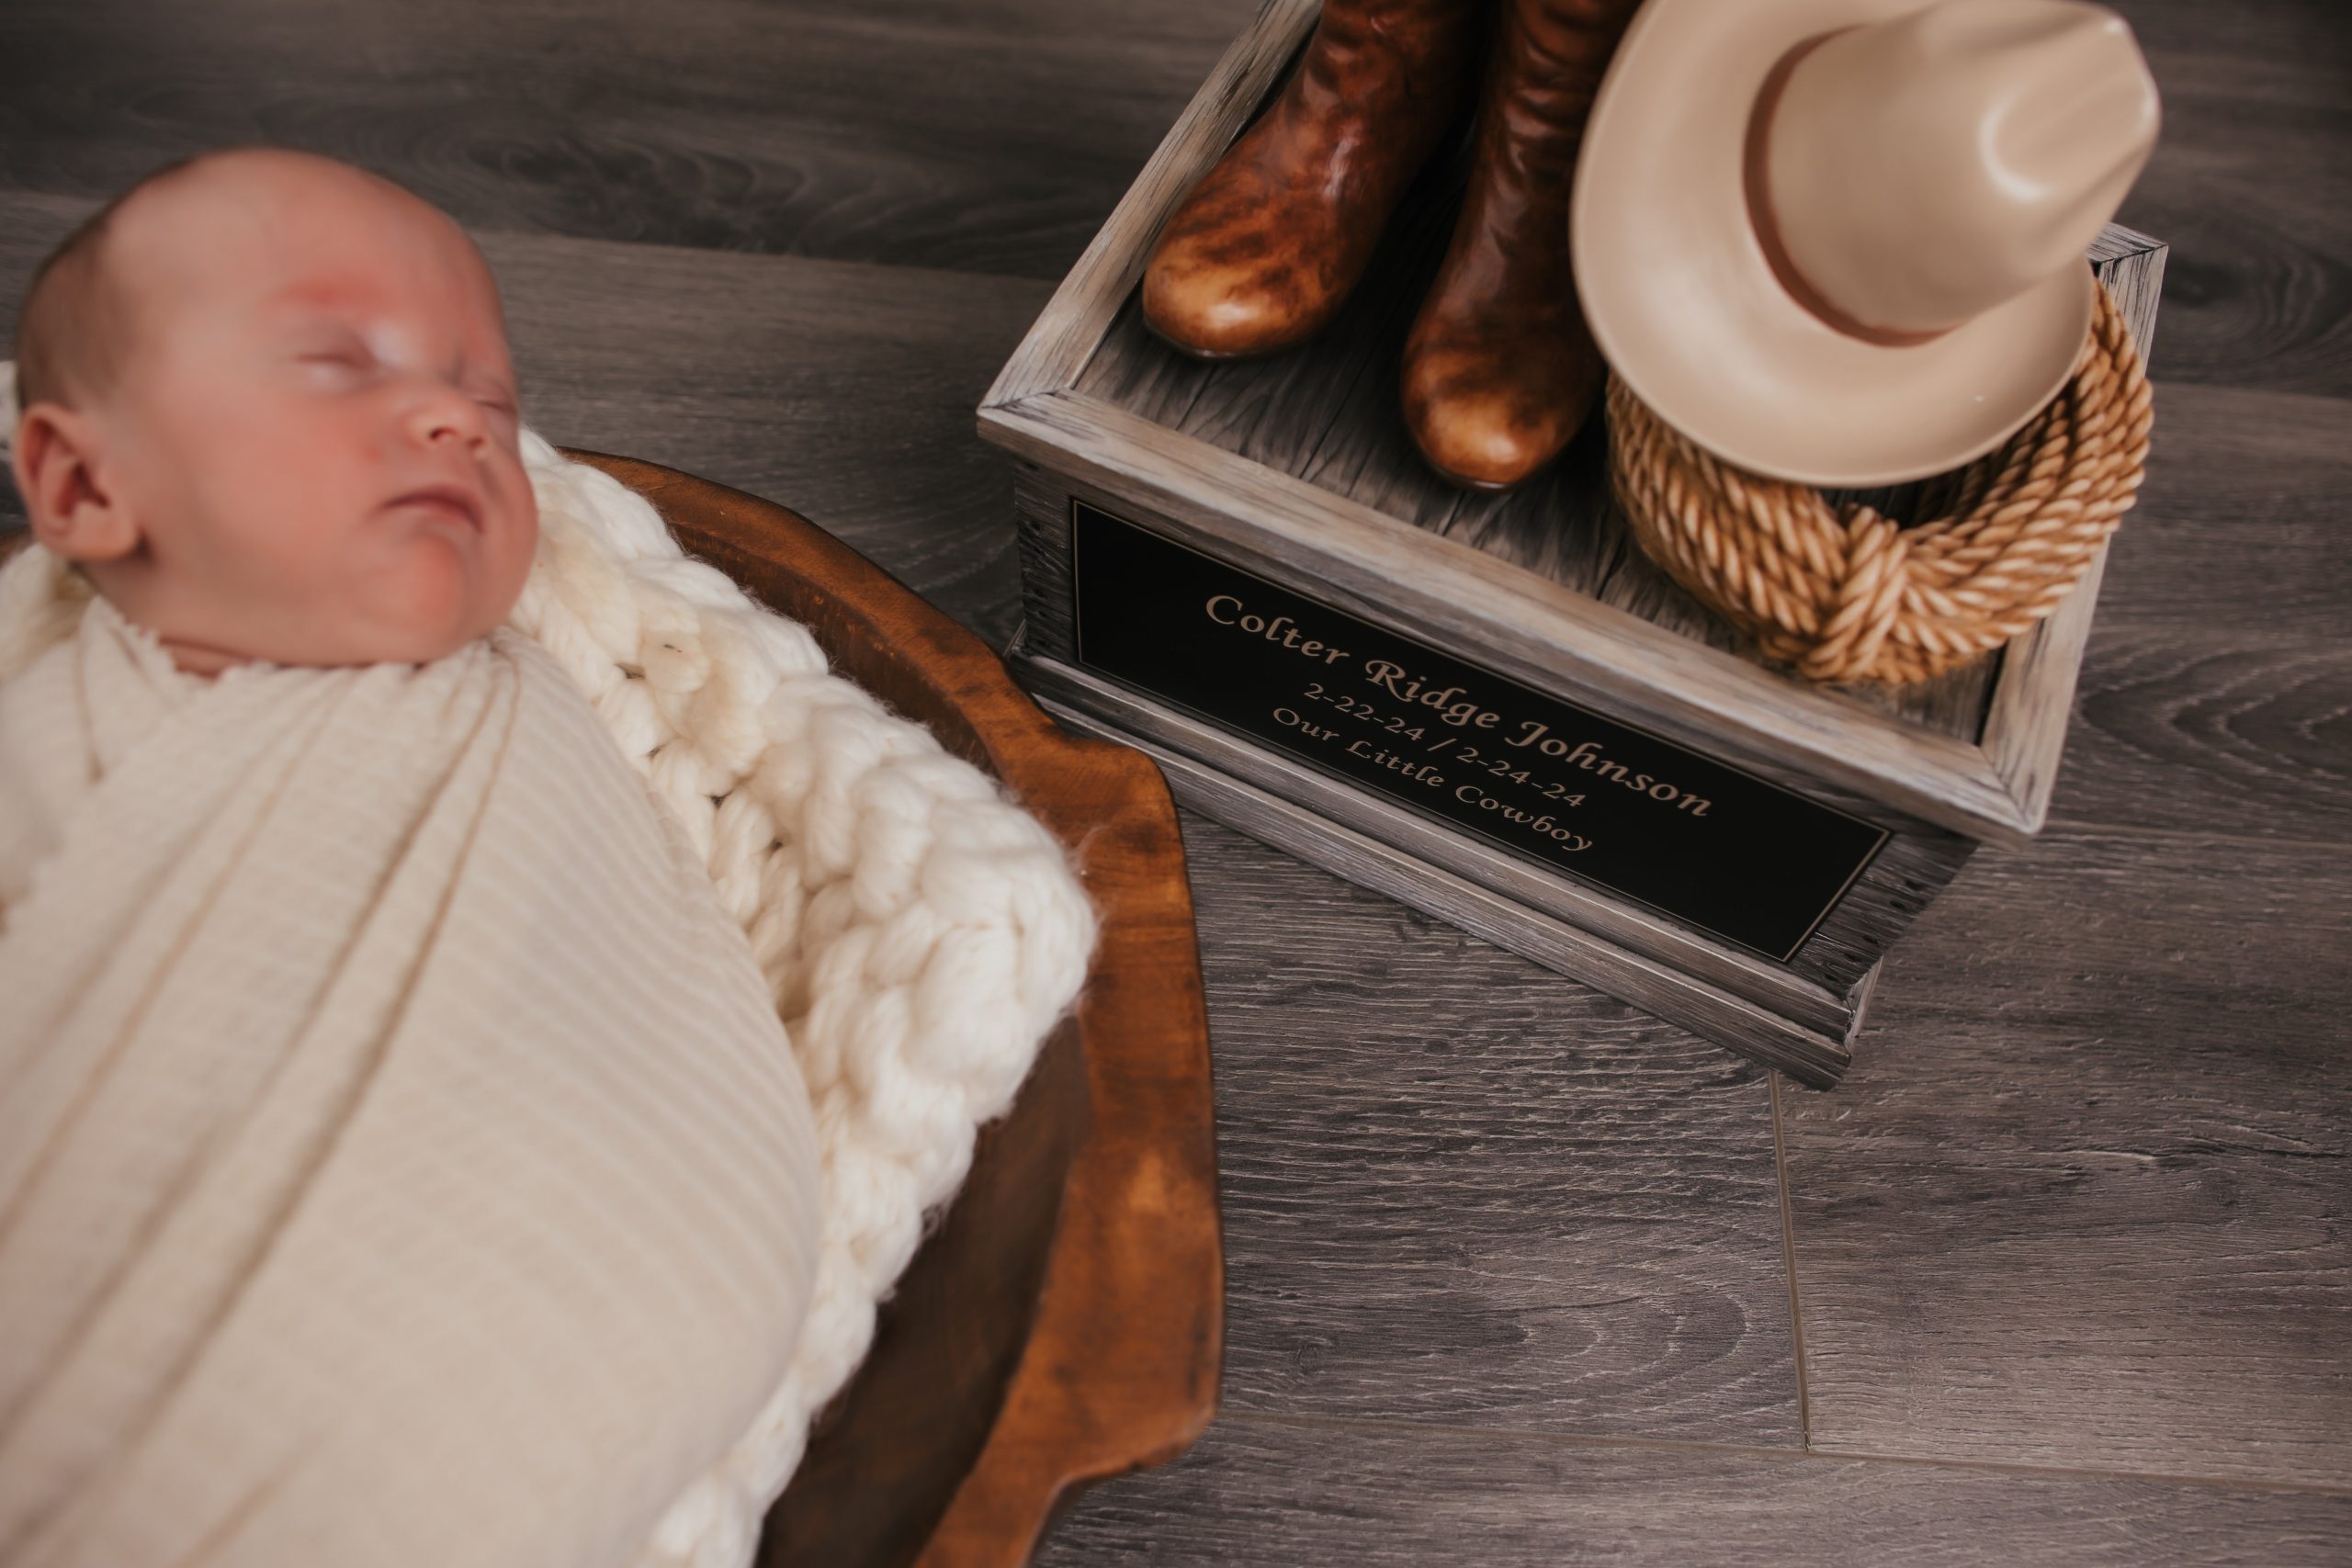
[295, 331, 377, 381]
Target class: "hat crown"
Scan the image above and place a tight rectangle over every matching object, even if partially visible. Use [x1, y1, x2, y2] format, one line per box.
[1760, 0, 2158, 340]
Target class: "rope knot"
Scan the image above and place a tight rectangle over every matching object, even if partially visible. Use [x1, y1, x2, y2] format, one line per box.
[1795, 507, 1907, 682]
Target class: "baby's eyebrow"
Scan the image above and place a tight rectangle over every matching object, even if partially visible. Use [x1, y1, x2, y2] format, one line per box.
[262, 283, 367, 318]
[263, 300, 366, 340]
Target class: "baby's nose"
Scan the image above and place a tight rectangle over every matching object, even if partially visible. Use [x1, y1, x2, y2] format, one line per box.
[408, 381, 490, 448]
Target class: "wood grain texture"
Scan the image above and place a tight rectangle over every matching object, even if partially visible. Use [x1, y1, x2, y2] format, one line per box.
[2051, 626, 2352, 843]
[1037, 1416, 2352, 1567]
[1174, 816, 1803, 1443]
[2105, 0, 2351, 396]
[0, 0, 1264, 282]
[490, 239, 1049, 650]
[2081, 382, 2352, 640]
[1787, 829, 2352, 1487]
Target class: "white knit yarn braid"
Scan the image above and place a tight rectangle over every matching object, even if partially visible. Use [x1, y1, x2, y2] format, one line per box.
[1, 367, 1100, 1568]
[513, 434, 1098, 1568]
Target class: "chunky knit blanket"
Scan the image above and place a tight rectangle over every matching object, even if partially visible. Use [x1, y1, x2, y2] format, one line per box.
[508, 434, 1098, 1567]
[0, 377, 1097, 1567]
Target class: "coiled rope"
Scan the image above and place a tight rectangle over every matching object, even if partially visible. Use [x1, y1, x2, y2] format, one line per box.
[1606, 277, 2153, 687]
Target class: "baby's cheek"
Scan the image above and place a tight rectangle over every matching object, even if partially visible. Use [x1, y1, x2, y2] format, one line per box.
[239, 436, 347, 532]
[488, 491, 541, 618]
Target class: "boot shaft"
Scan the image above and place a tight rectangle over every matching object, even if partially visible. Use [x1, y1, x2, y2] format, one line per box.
[1468, 0, 1645, 241]
[1289, 0, 1492, 123]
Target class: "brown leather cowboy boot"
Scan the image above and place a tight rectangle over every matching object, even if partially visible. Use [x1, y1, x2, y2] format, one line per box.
[1142, 0, 1489, 360]
[1402, 0, 1642, 489]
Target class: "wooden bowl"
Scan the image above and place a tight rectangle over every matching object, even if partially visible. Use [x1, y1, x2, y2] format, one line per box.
[565, 454, 1224, 1568]
[0, 456, 1223, 1567]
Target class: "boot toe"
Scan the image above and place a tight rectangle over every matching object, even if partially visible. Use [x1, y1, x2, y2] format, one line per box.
[1404, 373, 1566, 490]
[1419, 413, 1557, 490]
[1403, 331, 1606, 490]
[1144, 248, 1327, 359]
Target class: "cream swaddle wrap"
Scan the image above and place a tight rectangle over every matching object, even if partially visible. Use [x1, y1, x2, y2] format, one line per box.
[0, 380, 1098, 1567]
[0, 593, 822, 1564]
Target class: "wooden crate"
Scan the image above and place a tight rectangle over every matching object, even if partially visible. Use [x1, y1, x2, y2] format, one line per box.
[978, 0, 2166, 1088]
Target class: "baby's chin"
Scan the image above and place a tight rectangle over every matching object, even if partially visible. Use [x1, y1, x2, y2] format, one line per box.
[334, 525, 531, 664]
[343, 568, 518, 664]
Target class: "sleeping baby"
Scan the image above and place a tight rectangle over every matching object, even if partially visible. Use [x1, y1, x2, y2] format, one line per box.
[0, 150, 825, 1567]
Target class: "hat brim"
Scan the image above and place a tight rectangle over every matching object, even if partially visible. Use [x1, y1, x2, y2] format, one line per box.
[1571, 0, 2095, 490]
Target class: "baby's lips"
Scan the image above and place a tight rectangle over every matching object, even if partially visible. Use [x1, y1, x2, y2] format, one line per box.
[383, 482, 485, 531]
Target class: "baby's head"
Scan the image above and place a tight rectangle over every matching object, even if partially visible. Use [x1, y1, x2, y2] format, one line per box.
[9, 148, 537, 673]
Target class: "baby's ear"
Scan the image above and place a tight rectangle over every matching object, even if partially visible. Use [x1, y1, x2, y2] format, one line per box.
[12, 404, 140, 564]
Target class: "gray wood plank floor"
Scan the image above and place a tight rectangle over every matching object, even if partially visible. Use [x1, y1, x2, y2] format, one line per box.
[1182, 824, 1802, 1445]
[3, 0, 2346, 1562]
[1048, 1417, 2352, 1566]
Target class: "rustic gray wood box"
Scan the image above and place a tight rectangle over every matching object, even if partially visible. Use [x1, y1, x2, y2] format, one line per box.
[977, 0, 2165, 1088]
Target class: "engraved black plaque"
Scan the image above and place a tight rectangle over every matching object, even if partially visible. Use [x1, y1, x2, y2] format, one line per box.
[1069, 500, 1887, 962]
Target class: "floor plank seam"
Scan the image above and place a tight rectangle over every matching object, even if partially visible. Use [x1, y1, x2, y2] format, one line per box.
[1214, 1412, 2352, 1496]
[2041, 816, 2352, 852]
[1769, 1073, 1814, 1450]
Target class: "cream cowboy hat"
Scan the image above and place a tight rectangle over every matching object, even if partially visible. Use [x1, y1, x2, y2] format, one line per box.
[1572, 0, 2159, 487]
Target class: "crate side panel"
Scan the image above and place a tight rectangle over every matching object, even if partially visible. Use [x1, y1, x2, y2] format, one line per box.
[1014, 460, 1080, 661]
[1016, 653, 1859, 1087]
